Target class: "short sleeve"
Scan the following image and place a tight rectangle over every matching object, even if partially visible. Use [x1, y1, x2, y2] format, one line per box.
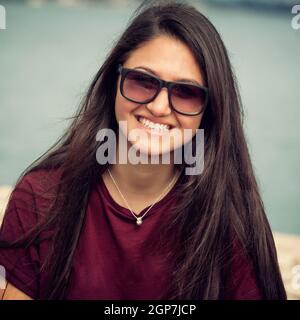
[223, 237, 263, 300]
[0, 174, 42, 299]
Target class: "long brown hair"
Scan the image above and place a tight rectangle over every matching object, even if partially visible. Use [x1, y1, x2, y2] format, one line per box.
[0, 0, 286, 299]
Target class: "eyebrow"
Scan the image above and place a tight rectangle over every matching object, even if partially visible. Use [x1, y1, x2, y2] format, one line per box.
[134, 66, 202, 86]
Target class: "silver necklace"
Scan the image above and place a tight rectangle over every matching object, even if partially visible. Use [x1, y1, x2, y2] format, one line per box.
[107, 168, 180, 226]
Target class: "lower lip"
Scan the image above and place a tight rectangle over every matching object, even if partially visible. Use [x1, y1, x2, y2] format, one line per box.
[135, 116, 172, 136]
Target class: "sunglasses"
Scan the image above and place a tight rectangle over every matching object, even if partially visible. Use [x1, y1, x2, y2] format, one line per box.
[117, 65, 209, 116]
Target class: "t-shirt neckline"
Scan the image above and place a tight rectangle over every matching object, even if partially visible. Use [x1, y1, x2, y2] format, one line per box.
[98, 171, 182, 221]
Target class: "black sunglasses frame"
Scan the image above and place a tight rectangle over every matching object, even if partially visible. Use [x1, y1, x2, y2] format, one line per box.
[117, 64, 209, 116]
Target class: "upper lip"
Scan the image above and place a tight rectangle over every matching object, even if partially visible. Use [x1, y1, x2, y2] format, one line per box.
[136, 115, 174, 128]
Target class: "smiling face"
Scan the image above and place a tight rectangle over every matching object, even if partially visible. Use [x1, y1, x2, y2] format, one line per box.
[114, 34, 205, 158]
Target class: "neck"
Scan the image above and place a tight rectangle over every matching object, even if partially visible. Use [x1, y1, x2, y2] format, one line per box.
[108, 143, 178, 197]
[109, 162, 177, 196]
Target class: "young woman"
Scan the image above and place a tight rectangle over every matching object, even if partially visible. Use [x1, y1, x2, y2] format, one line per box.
[0, 1, 286, 300]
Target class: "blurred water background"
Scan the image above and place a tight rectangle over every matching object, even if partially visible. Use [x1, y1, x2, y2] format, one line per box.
[0, 0, 299, 235]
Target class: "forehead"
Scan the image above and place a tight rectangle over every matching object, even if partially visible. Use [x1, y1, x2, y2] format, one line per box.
[124, 34, 205, 84]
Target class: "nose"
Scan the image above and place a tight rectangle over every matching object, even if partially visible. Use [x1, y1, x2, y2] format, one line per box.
[146, 88, 172, 117]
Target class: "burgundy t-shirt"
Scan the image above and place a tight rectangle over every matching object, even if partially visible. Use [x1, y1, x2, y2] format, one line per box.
[0, 169, 263, 300]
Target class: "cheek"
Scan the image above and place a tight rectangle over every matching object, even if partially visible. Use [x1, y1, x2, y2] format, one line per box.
[177, 115, 202, 132]
[114, 93, 122, 121]
[115, 92, 132, 122]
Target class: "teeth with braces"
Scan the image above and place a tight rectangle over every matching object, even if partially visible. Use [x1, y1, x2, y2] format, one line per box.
[138, 117, 170, 132]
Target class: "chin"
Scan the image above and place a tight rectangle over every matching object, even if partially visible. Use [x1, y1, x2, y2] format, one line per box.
[129, 137, 184, 161]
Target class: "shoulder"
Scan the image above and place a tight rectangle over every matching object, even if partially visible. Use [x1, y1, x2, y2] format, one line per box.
[17, 168, 62, 194]
[0, 168, 62, 238]
[13, 167, 62, 203]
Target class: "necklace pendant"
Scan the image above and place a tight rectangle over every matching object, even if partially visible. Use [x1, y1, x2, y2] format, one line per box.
[136, 217, 143, 226]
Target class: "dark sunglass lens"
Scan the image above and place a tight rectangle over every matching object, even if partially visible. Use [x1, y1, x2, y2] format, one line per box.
[123, 70, 159, 103]
[171, 83, 206, 114]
